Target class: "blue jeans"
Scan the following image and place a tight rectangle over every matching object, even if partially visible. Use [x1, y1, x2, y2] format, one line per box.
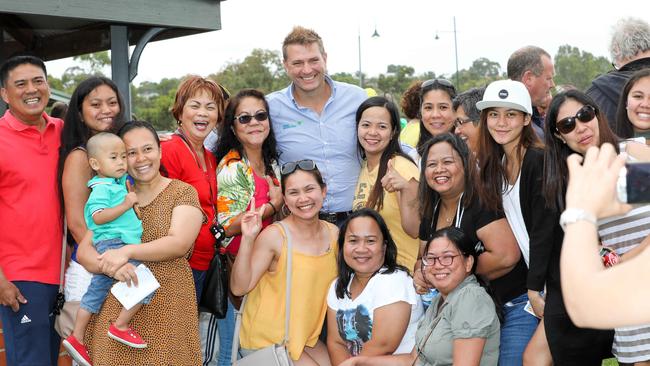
[0, 281, 60, 366]
[80, 238, 153, 313]
[217, 299, 237, 365]
[499, 292, 539, 366]
[193, 268, 207, 305]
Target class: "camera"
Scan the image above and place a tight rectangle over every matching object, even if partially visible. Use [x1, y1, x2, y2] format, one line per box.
[617, 162, 650, 203]
[209, 224, 226, 242]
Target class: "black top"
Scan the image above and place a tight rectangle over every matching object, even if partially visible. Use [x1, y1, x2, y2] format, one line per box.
[586, 57, 650, 130]
[419, 194, 528, 305]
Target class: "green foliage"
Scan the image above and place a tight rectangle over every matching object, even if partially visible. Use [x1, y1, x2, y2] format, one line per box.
[131, 77, 180, 131]
[331, 72, 359, 85]
[449, 57, 504, 92]
[377, 64, 415, 99]
[210, 49, 289, 95]
[554, 45, 611, 91]
[48, 51, 111, 95]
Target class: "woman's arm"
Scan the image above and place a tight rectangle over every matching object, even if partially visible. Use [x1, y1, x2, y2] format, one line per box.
[338, 351, 416, 366]
[97, 205, 202, 274]
[475, 218, 521, 280]
[359, 302, 411, 356]
[327, 307, 352, 365]
[230, 200, 280, 296]
[62, 150, 92, 243]
[452, 338, 487, 366]
[76, 230, 102, 274]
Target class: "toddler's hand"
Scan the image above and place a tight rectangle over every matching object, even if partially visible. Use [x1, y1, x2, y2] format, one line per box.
[124, 192, 138, 208]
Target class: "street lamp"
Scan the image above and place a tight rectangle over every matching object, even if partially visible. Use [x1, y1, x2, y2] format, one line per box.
[358, 25, 380, 88]
[434, 16, 459, 87]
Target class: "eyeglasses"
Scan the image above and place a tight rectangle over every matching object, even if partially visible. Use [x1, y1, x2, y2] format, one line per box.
[453, 117, 476, 129]
[421, 254, 460, 267]
[422, 78, 455, 89]
[555, 105, 597, 134]
[280, 159, 317, 175]
[235, 111, 268, 124]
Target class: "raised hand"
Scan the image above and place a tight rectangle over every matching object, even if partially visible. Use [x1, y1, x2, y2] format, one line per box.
[241, 197, 265, 240]
[126, 179, 141, 219]
[381, 158, 407, 193]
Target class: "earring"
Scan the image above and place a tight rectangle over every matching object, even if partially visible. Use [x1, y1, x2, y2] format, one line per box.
[281, 204, 291, 216]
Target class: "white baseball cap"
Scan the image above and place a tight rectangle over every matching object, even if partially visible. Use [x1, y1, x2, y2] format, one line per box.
[476, 79, 532, 115]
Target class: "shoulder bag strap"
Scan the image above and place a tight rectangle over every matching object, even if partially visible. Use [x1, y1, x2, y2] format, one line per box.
[58, 218, 68, 292]
[230, 221, 293, 363]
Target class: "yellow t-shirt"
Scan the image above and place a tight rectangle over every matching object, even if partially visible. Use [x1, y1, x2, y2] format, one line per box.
[240, 222, 338, 360]
[352, 155, 420, 271]
[399, 120, 420, 148]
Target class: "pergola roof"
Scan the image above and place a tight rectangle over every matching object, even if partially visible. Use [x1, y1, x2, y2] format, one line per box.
[0, 0, 223, 61]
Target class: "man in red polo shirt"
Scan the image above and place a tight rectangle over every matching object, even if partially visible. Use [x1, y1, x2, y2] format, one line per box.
[0, 55, 64, 365]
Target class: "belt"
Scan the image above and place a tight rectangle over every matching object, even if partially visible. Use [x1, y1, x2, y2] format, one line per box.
[318, 211, 352, 224]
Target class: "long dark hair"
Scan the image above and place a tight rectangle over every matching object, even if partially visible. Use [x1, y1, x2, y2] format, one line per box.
[213, 88, 278, 177]
[418, 133, 477, 219]
[335, 208, 409, 299]
[356, 96, 414, 211]
[476, 108, 542, 212]
[57, 77, 126, 205]
[614, 69, 650, 139]
[416, 80, 457, 155]
[543, 90, 620, 211]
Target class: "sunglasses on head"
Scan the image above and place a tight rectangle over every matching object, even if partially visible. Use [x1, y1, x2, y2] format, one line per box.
[280, 159, 317, 175]
[555, 105, 597, 134]
[422, 78, 455, 89]
[235, 111, 268, 124]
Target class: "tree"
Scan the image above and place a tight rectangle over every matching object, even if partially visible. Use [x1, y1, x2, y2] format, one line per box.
[210, 49, 289, 94]
[554, 45, 611, 91]
[450, 57, 504, 92]
[331, 72, 359, 85]
[376, 64, 415, 97]
[131, 77, 180, 131]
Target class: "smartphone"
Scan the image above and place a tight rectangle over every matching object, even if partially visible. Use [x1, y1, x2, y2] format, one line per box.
[618, 162, 650, 203]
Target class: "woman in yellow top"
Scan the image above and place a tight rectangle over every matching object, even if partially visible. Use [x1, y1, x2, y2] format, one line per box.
[231, 160, 338, 365]
[352, 96, 420, 272]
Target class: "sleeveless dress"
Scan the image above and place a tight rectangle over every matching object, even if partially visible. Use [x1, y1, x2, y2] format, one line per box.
[85, 180, 203, 365]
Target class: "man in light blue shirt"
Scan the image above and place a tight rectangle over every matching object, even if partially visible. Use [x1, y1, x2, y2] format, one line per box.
[267, 26, 367, 222]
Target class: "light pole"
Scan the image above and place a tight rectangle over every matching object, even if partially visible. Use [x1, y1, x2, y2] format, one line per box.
[358, 25, 380, 88]
[434, 16, 459, 87]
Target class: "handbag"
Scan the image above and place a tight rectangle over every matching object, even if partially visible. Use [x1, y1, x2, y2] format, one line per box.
[231, 221, 294, 366]
[54, 218, 73, 338]
[199, 246, 229, 318]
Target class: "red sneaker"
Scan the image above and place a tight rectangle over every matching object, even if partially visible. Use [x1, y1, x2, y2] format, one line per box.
[107, 323, 148, 349]
[62, 335, 93, 366]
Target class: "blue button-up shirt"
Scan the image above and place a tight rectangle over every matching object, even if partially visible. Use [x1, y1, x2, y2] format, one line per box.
[267, 76, 367, 212]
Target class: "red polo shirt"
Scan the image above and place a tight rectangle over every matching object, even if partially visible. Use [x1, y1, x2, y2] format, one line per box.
[0, 110, 63, 284]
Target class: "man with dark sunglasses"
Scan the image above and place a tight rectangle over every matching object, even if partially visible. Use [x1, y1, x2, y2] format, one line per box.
[507, 46, 556, 140]
[267, 26, 367, 226]
[587, 17, 650, 130]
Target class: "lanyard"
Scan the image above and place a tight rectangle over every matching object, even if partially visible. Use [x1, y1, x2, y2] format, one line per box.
[174, 129, 217, 223]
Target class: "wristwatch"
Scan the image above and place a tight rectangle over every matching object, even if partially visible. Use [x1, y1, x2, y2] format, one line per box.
[559, 208, 597, 231]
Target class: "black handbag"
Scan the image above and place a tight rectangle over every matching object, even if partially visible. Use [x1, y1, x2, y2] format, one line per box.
[199, 247, 229, 318]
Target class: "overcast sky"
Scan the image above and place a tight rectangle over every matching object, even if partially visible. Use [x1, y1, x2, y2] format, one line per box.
[46, 0, 645, 86]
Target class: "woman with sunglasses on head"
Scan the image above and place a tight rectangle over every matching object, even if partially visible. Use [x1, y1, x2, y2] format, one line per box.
[212, 88, 282, 365]
[476, 79, 558, 365]
[615, 69, 650, 146]
[326, 208, 423, 365]
[416, 79, 457, 157]
[544, 89, 650, 365]
[339, 227, 500, 366]
[231, 160, 337, 365]
[352, 96, 420, 271]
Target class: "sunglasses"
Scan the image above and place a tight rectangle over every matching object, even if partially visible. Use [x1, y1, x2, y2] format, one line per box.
[453, 117, 476, 129]
[555, 105, 597, 134]
[280, 159, 317, 175]
[422, 78, 455, 89]
[235, 111, 268, 124]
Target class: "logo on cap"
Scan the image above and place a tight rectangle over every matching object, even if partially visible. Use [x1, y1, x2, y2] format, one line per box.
[498, 89, 509, 99]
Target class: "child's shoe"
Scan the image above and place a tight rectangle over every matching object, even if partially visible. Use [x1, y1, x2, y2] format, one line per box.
[107, 323, 148, 348]
[62, 334, 93, 366]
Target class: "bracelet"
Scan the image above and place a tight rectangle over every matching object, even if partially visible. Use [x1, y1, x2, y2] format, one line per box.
[267, 201, 277, 216]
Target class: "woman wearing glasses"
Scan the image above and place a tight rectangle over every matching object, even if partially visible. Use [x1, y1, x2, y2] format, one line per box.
[543, 89, 650, 364]
[231, 159, 337, 365]
[416, 79, 457, 156]
[452, 87, 485, 156]
[339, 227, 500, 366]
[352, 96, 420, 271]
[476, 80, 558, 365]
[212, 88, 282, 365]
